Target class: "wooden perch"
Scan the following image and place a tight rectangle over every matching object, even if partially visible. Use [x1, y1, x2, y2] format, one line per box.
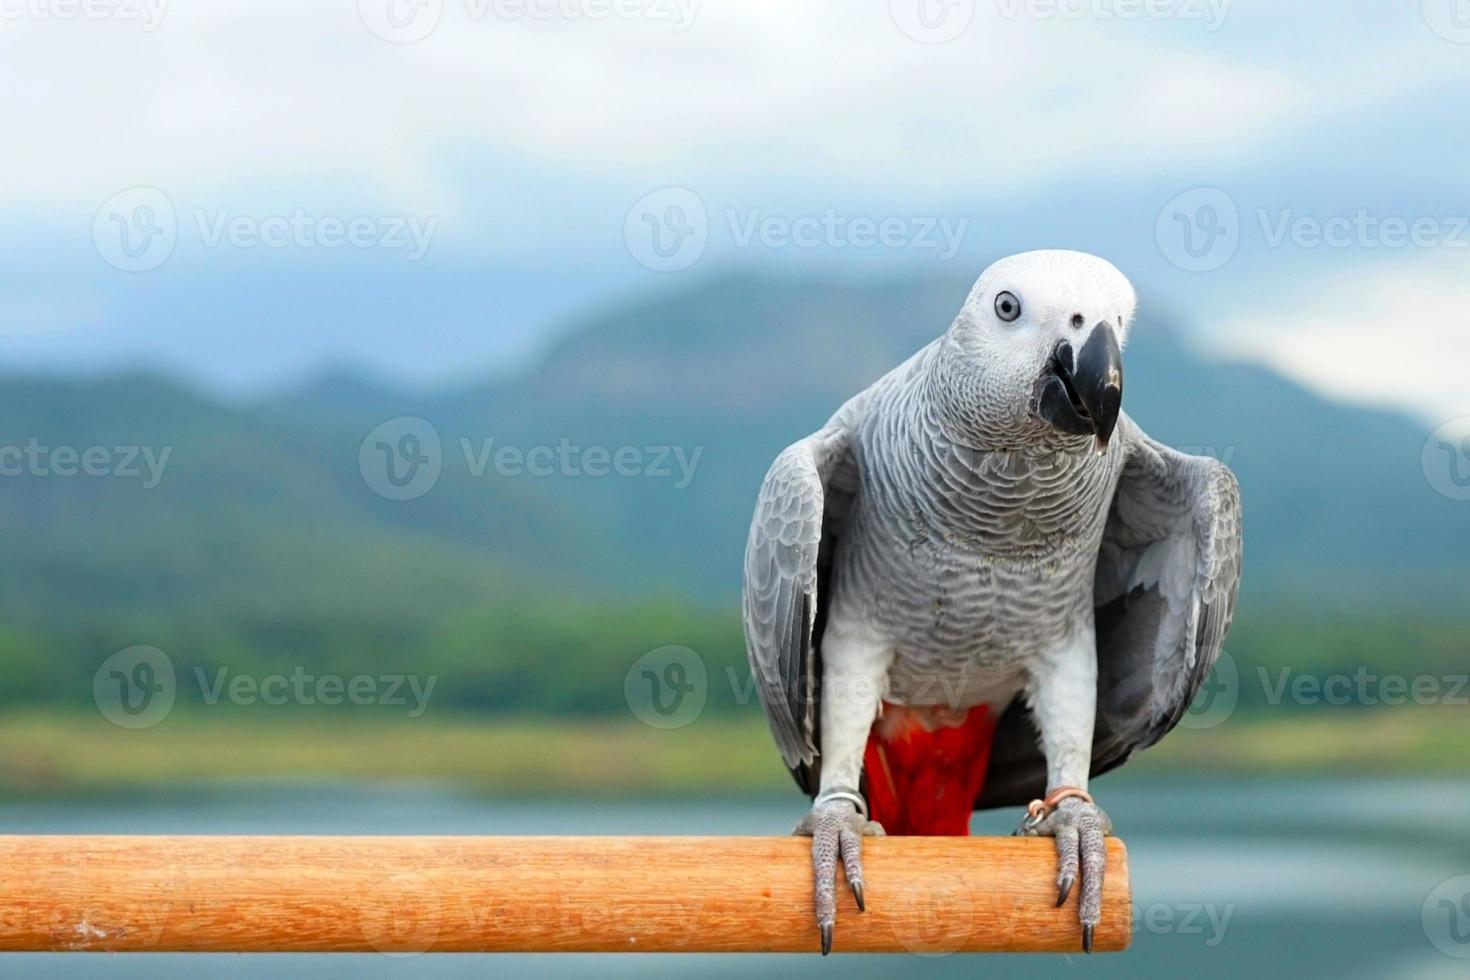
[0, 835, 1130, 954]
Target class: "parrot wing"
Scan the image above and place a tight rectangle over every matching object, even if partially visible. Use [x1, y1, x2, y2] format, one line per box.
[742, 420, 860, 795]
[977, 418, 1243, 808]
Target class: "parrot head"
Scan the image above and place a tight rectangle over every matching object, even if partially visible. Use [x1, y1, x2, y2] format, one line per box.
[933, 249, 1134, 454]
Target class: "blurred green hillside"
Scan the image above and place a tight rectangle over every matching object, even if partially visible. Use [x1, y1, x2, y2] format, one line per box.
[1, 273, 1466, 729]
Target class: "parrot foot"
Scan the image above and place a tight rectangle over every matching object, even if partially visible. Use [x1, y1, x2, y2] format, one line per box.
[1014, 792, 1113, 952]
[793, 791, 884, 955]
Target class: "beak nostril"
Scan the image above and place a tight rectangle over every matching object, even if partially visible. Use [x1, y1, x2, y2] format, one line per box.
[1070, 314, 1085, 330]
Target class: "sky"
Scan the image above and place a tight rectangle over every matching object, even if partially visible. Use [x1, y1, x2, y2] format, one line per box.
[1, 0, 1467, 427]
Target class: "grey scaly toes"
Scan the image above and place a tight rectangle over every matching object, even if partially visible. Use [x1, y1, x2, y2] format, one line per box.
[793, 793, 885, 955]
[1016, 796, 1113, 952]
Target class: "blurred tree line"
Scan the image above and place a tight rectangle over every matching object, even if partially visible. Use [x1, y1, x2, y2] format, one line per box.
[1, 600, 1464, 717]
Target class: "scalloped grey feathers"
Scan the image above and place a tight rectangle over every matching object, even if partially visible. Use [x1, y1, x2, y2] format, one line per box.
[741, 403, 1243, 809]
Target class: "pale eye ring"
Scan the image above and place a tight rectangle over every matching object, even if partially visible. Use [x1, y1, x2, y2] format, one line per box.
[994, 291, 1022, 322]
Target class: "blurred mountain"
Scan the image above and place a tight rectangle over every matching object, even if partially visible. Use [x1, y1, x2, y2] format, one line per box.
[3, 270, 1465, 645]
[0, 371, 622, 638]
[281, 270, 1463, 607]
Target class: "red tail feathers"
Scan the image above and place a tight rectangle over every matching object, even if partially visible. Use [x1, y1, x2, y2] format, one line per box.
[862, 703, 996, 836]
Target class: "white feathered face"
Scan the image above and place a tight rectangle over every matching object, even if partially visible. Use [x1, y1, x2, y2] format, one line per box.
[934, 250, 1136, 452]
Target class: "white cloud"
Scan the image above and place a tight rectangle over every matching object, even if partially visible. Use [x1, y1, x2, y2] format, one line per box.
[0, 0, 1459, 212]
[1215, 251, 1470, 425]
[3, 0, 1469, 396]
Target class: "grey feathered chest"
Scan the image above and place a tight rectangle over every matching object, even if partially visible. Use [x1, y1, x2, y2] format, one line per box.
[827, 370, 1126, 681]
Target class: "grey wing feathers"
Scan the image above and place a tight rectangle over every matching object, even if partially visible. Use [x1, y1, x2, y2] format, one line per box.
[1090, 431, 1242, 767]
[742, 425, 855, 793]
[976, 423, 1243, 808]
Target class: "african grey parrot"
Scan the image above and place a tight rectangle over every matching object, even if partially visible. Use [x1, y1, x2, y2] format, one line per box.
[742, 250, 1242, 954]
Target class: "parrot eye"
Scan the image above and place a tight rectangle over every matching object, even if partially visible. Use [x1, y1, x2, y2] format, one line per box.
[994, 291, 1022, 322]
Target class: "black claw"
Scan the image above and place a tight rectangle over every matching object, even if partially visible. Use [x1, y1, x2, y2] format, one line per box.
[820, 923, 833, 956]
[1082, 924, 1094, 954]
[852, 881, 865, 912]
[1056, 875, 1075, 907]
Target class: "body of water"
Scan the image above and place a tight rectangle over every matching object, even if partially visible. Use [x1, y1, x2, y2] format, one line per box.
[2, 774, 1467, 978]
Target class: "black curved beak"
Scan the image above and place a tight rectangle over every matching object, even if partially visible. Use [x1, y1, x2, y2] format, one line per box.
[1034, 322, 1124, 452]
